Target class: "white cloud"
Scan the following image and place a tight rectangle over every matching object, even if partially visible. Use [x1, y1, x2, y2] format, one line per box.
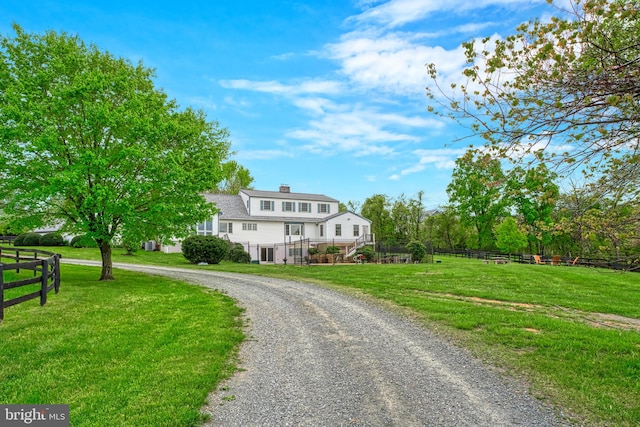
[324, 31, 469, 96]
[292, 97, 335, 115]
[391, 147, 468, 180]
[189, 96, 218, 110]
[286, 104, 442, 157]
[352, 0, 448, 28]
[235, 149, 296, 160]
[223, 96, 251, 108]
[271, 52, 295, 60]
[352, 0, 542, 28]
[219, 79, 342, 95]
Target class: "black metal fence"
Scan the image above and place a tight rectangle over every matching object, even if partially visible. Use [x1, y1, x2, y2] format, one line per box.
[375, 241, 434, 263]
[0, 247, 61, 321]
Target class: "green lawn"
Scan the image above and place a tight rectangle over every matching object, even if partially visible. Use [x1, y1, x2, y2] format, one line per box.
[2, 246, 640, 426]
[0, 264, 244, 426]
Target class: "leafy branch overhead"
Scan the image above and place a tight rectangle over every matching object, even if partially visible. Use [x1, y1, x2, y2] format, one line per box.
[427, 0, 640, 176]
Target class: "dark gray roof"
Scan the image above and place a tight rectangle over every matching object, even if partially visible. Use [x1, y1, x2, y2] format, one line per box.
[240, 189, 338, 203]
[204, 194, 250, 219]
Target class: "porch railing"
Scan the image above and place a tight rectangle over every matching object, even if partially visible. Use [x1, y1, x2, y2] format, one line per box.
[345, 234, 375, 258]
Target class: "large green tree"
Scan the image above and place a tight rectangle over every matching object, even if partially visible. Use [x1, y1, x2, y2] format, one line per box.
[424, 206, 470, 250]
[495, 217, 528, 255]
[553, 160, 640, 259]
[390, 192, 428, 242]
[215, 160, 254, 194]
[427, 0, 640, 178]
[447, 150, 507, 249]
[361, 194, 394, 243]
[506, 164, 559, 254]
[0, 25, 231, 280]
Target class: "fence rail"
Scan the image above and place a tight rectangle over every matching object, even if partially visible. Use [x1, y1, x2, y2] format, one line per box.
[432, 248, 639, 272]
[0, 247, 61, 321]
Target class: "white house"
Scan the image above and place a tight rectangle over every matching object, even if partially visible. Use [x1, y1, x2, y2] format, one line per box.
[167, 185, 374, 264]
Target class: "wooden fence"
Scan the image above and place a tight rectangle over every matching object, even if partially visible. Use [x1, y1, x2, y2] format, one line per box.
[0, 247, 61, 321]
[432, 248, 639, 272]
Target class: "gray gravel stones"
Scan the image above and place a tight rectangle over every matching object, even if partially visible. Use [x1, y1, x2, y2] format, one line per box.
[64, 261, 568, 426]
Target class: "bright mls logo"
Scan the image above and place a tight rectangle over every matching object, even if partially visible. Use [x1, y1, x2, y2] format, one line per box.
[1, 405, 69, 426]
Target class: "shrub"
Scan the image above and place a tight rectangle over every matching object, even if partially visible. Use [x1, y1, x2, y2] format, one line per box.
[70, 234, 97, 248]
[325, 246, 341, 255]
[182, 235, 230, 264]
[120, 236, 140, 255]
[40, 232, 65, 246]
[15, 232, 42, 247]
[228, 244, 251, 263]
[226, 243, 244, 259]
[13, 233, 28, 246]
[355, 246, 375, 262]
[406, 241, 427, 262]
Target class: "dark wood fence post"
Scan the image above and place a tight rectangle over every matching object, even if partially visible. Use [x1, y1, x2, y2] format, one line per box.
[54, 254, 61, 293]
[1, 263, 4, 321]
[40, 259, 49, 306]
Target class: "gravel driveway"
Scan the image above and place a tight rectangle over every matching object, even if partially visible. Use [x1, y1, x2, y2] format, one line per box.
[64, 261, 567, 426]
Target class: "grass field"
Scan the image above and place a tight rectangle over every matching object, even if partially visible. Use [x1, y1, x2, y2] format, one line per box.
[2, 245, 639, 426]
[0, 263, 244, 426]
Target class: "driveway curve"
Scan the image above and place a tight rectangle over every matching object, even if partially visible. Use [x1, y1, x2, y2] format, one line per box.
[63, 260, 566, 426]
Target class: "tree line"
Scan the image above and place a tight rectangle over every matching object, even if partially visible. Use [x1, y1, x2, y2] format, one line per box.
[351, 150, 640, 261]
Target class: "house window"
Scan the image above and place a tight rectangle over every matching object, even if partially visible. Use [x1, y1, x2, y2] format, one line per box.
[196, 219, 214, 236]
[320, 224, 324, 237]
[242, 223, 257, 231]
[335, 224, 341, 236]
[282, 201, 295, 212]
[220, 222, 233, 233]
[318, 203, 330, 214]
[260, 200, 274, 211]
[353, 224, 360, 237]
[288, 248, 302, 257]
[285, 223, 304, 236]
[298, 202, 311, 212]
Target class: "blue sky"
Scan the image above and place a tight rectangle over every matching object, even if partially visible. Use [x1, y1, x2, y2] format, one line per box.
[1, 0, 562, 209]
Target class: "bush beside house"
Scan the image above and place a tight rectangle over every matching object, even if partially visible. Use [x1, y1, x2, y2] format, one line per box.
[228, 243, 251, 263]
[182, 235, 230, 265]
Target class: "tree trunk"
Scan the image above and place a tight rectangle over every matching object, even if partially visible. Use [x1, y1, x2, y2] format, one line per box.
[98, 240, 115, 281]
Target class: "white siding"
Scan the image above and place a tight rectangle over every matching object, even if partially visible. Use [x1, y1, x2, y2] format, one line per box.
[245, 196, 338, 220]
[323, 213, 371, 242]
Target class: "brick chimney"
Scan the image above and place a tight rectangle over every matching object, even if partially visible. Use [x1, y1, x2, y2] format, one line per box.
[279, 184, 290, 193]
